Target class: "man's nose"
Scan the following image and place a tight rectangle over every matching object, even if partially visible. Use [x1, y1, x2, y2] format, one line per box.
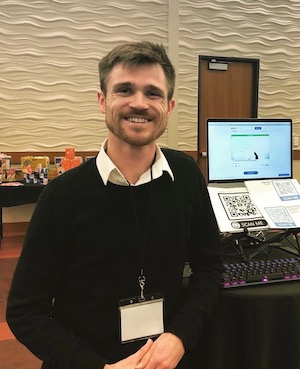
[129, 92, 149, 110]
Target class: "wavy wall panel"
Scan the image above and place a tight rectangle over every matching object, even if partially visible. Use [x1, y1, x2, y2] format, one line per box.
[0, 0, 300, 152]
[178, 0, 300, 149]
[0, 0, 168, 151]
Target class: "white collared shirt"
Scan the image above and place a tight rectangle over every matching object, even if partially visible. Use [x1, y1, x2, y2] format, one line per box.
[96, 138, 174, 186]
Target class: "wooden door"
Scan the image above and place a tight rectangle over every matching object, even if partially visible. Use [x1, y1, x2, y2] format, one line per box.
[197, 56, 259, 181]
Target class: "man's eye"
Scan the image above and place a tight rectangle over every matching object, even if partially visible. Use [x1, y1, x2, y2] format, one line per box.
[147, 90, 163, 98]
[117, 88, 132, 95]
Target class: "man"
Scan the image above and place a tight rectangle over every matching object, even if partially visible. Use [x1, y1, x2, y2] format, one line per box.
[6, 41, 223, 369]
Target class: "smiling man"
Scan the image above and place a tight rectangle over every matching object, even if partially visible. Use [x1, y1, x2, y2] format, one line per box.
[97, 61, 174, 185]
[6, 41, 223, 369]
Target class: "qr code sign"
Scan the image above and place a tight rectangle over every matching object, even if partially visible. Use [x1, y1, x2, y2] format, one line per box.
[273, 180, 299, 200]
[219, 193, 262, 220]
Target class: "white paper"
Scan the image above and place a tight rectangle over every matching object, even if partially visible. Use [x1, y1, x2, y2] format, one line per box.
[120, 298, 164, 342]
[208, 186, 269, 233]
[245, 179, 300, 229]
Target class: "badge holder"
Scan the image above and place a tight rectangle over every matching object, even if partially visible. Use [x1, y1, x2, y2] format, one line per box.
[119, 275, 164, 343]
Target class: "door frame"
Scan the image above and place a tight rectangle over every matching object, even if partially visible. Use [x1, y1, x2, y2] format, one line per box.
[197, 55, 260, 178]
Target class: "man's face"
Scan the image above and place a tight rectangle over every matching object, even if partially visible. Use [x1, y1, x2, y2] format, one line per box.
[98, 63, 175, 147]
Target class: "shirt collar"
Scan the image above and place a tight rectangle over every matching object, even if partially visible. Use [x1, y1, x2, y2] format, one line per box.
[96, 138, 174, 186]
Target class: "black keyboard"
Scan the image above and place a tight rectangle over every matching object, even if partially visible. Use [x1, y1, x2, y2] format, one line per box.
[223, 257, 300, 288]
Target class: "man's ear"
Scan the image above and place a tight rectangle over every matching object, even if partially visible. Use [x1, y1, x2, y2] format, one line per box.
[167, 99, 175, 117]
[97, 90, 106, 113]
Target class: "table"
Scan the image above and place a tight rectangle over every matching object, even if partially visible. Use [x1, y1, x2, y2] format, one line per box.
[0, 183, 45, 240]
[193, 245, 300, 369]
[194, 280, 300, 369]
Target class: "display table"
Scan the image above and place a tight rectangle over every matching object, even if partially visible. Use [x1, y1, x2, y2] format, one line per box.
[194, 280, 300, 369]
[0, 183, 45, 240]
[193, 245, 300, 369]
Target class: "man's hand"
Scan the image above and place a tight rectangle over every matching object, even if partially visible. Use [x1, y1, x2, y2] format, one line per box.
[104, 339, 153, 369]
[135, 333, 185, 369]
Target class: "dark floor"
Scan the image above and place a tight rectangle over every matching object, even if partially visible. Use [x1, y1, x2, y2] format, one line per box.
[0, 227, 42, 369]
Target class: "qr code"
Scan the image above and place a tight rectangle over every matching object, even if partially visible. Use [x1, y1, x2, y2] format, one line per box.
[219, 193, 262, 220]
[265, 206, 292, 223]
[273, 180, 297, 196]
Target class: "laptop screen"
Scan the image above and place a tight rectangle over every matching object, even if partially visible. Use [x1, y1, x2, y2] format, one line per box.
[207, 118, 293, 183]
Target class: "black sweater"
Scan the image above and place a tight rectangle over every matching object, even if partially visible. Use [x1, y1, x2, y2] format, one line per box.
[6, 149, 223, 369]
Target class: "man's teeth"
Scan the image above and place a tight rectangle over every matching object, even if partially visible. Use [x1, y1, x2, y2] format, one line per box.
[127, 117, 149, 123]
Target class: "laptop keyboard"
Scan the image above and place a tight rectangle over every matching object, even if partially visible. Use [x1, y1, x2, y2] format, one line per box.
[223, 257, 300, 288]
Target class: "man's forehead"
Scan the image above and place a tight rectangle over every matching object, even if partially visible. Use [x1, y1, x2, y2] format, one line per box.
[108, 63, 167, 87]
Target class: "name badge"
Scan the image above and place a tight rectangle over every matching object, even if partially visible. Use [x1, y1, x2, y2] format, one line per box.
[119, 293, 164, 343]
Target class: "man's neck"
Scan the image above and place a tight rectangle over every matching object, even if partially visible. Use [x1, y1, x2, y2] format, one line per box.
[106, 136, 157, 185]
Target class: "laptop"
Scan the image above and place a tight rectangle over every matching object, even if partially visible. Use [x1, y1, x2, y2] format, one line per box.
[206, 118, 293, 187]
[206, 118, 293, 233]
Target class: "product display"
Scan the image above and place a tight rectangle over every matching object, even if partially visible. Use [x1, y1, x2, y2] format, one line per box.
[0, 150, 85, 184]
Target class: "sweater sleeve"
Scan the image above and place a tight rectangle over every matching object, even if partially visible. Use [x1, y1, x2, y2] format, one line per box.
[6, 181, 108, 369]
[165, 159, 224, 351]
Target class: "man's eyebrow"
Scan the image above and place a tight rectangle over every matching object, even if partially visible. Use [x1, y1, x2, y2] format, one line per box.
[147, 84, 163, 91]
[112, 82, 133, 91]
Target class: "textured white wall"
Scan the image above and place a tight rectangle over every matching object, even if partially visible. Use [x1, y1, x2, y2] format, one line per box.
[2, 0, 300, 223]
[1, 0, 300, 153]
[178, 0, 300, 149]
[0, 0, 170, 151]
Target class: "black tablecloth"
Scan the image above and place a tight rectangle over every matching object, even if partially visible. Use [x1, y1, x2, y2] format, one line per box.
[194, 244, 300, 369]
[195, 281, 300, 369]
[0, 183, 45, 207]
[0, 183, 46, 239]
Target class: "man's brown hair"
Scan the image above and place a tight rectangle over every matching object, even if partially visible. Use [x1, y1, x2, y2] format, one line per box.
[98, 41, 176, 101]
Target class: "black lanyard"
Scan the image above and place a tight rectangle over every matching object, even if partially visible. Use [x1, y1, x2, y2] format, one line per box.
[128, 167, 153, 300]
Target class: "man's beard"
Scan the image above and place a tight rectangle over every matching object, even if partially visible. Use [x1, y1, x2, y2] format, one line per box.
[106, 118, 167, 147]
